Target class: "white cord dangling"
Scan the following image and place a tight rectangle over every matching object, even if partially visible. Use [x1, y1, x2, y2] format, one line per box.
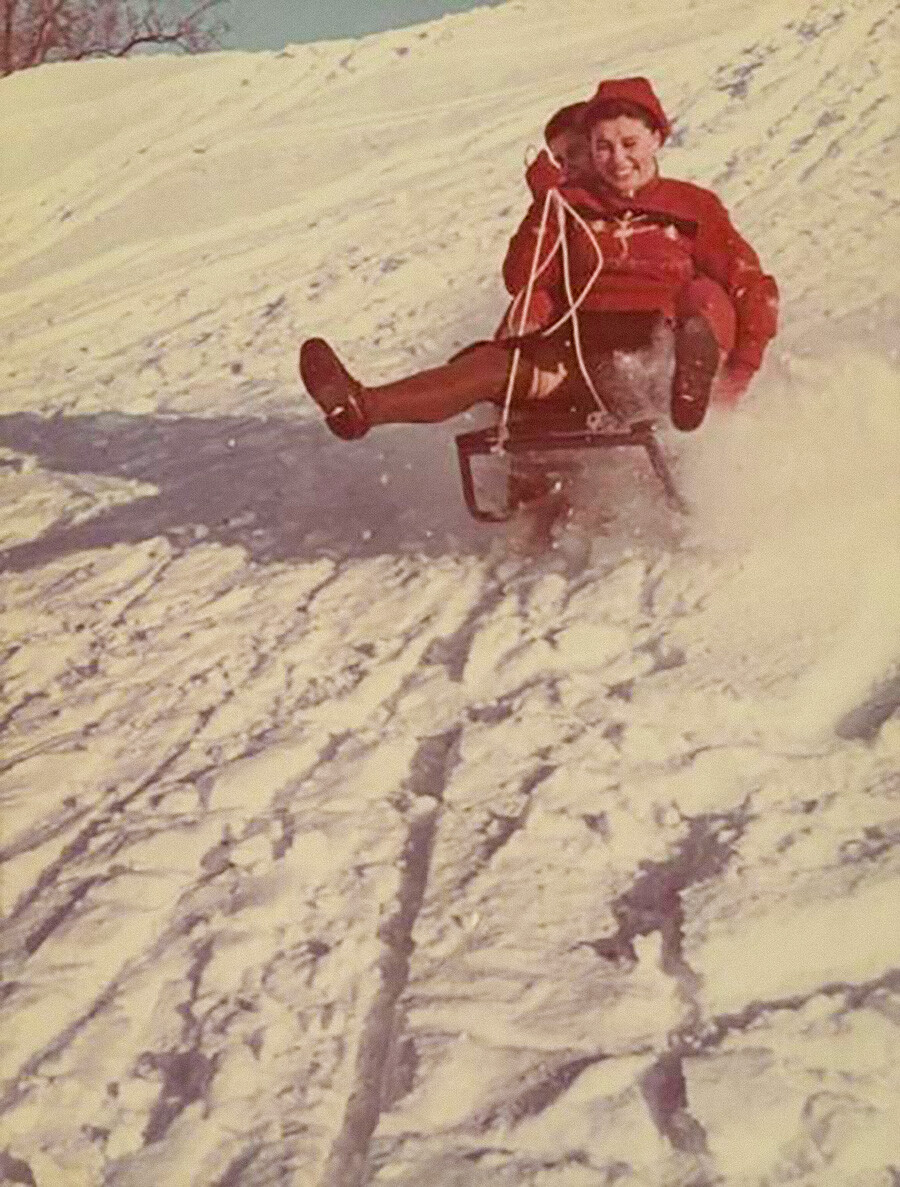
[495, 187, 560, 450]
[499, 185, 624, 444]
[553, 196, 624, 424]
[538, 195, 605, 336]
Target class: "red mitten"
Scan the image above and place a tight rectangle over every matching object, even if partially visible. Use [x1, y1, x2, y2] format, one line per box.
[526, 149, 564, 200]
[713, 361, 756, 405]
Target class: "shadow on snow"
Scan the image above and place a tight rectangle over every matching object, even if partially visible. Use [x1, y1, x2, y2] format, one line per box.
[0, 410, 493, 572]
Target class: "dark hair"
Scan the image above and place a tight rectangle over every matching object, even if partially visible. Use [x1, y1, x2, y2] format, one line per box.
[583, 99, 659, 134]
[544, 101, 587, 145]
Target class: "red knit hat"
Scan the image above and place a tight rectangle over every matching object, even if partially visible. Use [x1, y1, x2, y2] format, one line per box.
[583, 77, 671, 142]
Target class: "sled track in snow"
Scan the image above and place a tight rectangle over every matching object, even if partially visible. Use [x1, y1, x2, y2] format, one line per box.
[320, 728, 462, 1187]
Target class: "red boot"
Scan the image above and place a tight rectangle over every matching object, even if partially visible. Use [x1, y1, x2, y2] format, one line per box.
[299, 338, 370, 440]
[299, 338, 534, 439]
[670, 315, 720, 432]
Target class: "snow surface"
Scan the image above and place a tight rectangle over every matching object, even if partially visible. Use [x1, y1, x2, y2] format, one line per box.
[1, 0, 899, 1184]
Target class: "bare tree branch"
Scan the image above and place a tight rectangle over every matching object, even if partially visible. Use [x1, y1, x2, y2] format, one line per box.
[25, 0, 67, 69]
[0, 0, 227, 75]
[0, 0, 22, 74]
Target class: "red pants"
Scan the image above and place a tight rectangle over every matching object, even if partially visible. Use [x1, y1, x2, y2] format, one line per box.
[677, 277, 736, 357]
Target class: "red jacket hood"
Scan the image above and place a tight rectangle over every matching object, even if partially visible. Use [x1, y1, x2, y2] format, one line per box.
[584, 77, 672, 142]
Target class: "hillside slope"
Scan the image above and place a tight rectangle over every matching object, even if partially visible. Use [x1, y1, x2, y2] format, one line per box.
[1, 1, 898, 1184]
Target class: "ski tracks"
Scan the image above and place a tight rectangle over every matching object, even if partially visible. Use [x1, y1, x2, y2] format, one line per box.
[2, 519, 898, 1185]
[0, 541, 717, 1181]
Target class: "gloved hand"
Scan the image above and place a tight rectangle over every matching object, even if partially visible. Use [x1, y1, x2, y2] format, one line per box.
[526, 149, 564, 200]
[713, 361, 756, 404]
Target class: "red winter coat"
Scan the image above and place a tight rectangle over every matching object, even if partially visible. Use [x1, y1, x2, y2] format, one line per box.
[502, 174, 778, 372]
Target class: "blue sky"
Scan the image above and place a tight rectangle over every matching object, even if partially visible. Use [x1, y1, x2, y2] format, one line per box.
[221, 1, 506, 51]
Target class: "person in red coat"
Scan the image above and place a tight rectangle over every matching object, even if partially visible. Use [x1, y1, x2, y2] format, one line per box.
[503, 77, 777, 414]
[544, 100, 593, 185]
[300, 77, 778, 439]
[495, 99, 591, 339]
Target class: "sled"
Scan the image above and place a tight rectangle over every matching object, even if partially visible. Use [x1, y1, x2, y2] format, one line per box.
[455, 406, 687, 522]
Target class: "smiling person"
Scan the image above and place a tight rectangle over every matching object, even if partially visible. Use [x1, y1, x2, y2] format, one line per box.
[502, 77, 779, 422]
[299, 77, 778, 441]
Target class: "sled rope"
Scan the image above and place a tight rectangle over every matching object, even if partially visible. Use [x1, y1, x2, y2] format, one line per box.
[550, 193, 622, 424]
[503, 221, 565, 330]
[538, 195, 605, 338]
[495, 186, 556, 449]
[498, 187, 620, 448]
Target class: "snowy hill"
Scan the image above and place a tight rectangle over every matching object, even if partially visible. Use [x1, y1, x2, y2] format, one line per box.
[1, 1, 898, 1184]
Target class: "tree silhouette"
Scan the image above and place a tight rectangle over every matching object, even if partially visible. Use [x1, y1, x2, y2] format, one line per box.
[1, 0, 227, 76]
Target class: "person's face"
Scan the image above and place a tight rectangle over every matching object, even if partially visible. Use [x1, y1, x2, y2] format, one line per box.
[548, 130, 592, 184]
[589, 115, 662, 196]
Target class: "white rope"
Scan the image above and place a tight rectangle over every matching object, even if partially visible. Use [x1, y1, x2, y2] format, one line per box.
[495, 187, 558, 450]
[555, 196, 628, 424]
[538, 195, 605, 336]
[498, 184, 627, 447]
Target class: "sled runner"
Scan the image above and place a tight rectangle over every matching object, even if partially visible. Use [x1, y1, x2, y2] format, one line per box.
[455, 406, 687, 522]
